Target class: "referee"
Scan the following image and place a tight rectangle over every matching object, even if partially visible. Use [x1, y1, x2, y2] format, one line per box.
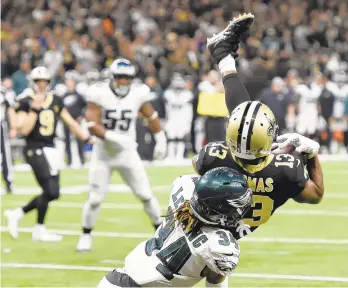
[0, 78, 17, 193]
[62, 76, 87, 167]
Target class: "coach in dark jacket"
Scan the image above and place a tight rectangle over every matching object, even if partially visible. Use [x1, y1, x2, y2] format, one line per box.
[62, 78, 87, 166]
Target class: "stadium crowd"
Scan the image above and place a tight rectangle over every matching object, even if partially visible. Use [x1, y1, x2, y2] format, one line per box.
[1, 0, 348, 163]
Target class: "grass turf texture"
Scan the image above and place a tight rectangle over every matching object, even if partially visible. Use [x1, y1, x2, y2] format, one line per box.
[1, 162, 348, 287]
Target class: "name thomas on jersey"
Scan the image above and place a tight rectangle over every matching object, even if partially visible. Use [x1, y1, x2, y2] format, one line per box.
[194, 141, 309, 237]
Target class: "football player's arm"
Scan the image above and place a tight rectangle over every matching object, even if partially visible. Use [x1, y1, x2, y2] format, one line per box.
[85, 102, 106, 138]
[192, 144, 211, 175]
[216, 54, 250, 113]
[7, 106, 18, 138]
[140, 102, 161, 133]
[294, 155, 324, 204]
[60, 108, 91, 143]
[140, 102, 167, 159]
[15, 97, 38, 136]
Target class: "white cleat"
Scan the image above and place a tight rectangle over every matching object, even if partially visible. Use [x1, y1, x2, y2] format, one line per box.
[76, 234, 92, 252]
[32, 225, 62, 242]
[4, 208, 23, 239]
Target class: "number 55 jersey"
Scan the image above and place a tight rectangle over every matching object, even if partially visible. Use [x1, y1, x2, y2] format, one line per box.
[87, 81, 153, 154]
[124, 175, 240, 287]
[193, 141, 309, 238]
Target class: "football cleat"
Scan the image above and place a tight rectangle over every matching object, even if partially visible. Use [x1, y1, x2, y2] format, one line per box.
[32, 225, 62, 242]
[207, 13, 255, 63]
[76, 233, 92, 252]
[4, 208, 23, 239]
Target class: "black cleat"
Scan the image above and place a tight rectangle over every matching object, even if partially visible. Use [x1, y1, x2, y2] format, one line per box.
[207, 13, 255, 64]
[6, 184, 13, 194]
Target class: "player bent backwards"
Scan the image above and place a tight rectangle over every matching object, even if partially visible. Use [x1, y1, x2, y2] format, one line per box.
[98, 167, 252, 287]
[4, 67, 92, 241]
[193, 13, 324, 239]
[77, 59, 167, 251]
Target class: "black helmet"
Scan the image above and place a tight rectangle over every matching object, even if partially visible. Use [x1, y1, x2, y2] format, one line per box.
[190, 167, 252, 228]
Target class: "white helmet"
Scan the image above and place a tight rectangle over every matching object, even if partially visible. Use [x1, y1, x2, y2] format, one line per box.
[28, 66, 51, 92]
[109, 58, 136, 97]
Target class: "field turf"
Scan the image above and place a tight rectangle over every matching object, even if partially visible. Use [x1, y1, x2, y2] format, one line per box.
[1, 161, 348, 287]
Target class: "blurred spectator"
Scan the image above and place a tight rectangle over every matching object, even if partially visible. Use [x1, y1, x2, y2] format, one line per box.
[198, 70, 226, 143]
[43, 39, 63, 80]
[258, 77, 293, 133]
[11, 60, 30, 95]
[163, 74, 194, 159]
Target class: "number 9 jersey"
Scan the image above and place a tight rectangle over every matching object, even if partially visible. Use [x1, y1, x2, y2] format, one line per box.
[193, 141, 309, 239]
[15, 88, 65, 148]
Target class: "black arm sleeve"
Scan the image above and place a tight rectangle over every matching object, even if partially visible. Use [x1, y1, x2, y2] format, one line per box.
[223, 74, 250, 113]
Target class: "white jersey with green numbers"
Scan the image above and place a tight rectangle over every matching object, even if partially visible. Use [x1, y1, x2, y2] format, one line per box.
[86, 81, 152, 154]
[124, 175, 240, 287]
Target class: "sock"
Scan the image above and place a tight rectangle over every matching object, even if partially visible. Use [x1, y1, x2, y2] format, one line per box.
[83, 228, 92, 234]
[22, 196, 40, 214]
[176, 141, 186, 159]
[218, 54, 236, 74]
[82, 201, 101, 229]
[143, 197, 162, 226]
[167, 141, 176, 159]
[36, 195, 49, 224]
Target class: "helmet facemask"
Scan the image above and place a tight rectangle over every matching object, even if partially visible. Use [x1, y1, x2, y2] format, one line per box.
[110, 74, 133, 98]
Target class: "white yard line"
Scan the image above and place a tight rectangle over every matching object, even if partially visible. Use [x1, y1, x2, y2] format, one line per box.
[3, 200, 348, 217]
[1, 262, 348, 283]
[1, 184, 347, 199]
[1, 226, 348, 245]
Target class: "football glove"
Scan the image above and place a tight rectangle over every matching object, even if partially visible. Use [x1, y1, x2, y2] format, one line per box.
[153, 131, 167, 159]
[274, 133, 320, 159]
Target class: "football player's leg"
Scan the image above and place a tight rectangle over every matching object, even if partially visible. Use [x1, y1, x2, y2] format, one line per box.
[78, 158, 110, 251]
[207, 14, 254, 112]
[118, 151, 162, 228]
[176, 139, 186, 159]
[98, 269, 140, 288]
[1, 122, 12, 192]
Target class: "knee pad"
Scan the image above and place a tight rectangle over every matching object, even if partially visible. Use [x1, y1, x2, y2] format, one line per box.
[40, 176, 60, 201]
[87, 184, 105, 209]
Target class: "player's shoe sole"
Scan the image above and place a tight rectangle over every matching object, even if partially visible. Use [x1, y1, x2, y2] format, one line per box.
[207, 13, 255, 62]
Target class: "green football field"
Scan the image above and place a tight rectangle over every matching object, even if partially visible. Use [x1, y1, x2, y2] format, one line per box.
[1, 161, 348, 287]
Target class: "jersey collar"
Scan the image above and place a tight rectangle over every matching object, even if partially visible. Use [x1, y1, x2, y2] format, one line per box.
[231, 153, 274, 174]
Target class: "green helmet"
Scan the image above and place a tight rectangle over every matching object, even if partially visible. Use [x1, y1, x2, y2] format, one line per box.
[190, 167, 253, 228]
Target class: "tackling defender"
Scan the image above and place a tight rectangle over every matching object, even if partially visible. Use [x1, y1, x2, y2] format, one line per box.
[97, 167, 252, 287]
[4, 67, 91, 241]
[192, 13, 324, 238]
[77, 59, 167, 251]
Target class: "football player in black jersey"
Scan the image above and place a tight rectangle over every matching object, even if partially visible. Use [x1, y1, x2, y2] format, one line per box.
[4, 67, 92, 242]
[192, 13, 324, 239]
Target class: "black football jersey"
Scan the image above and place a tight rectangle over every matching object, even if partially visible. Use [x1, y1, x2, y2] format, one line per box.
[194, 141, 309, 237]
[15, 91, 65, 148]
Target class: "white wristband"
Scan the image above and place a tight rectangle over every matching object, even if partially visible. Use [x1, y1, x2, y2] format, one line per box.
[147, 111, 158, 122]
[206, 277, 228, 287]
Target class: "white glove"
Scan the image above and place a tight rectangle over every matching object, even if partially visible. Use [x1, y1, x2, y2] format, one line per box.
[235, 220, 252, 239]
[153, 131, 167, 159]
[274, 133, 320, 159]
